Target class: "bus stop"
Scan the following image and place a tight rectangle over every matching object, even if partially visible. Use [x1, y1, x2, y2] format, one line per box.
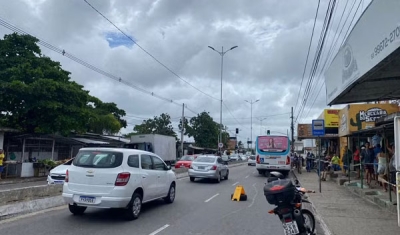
[324, 0, 400, 226]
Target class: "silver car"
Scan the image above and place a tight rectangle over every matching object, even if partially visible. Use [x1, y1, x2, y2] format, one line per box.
[188, 155, 229, 183]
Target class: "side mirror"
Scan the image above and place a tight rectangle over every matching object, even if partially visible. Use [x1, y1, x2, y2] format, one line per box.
[165, 165, 171, 170]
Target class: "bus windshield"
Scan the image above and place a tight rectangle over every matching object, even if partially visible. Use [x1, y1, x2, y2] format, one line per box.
[257, 136, 289, 153]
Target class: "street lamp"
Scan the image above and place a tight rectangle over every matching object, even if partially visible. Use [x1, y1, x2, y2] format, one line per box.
[208, 45, 238, 155]
[257, 117, 267, 135]
[245, 99, 260, 149]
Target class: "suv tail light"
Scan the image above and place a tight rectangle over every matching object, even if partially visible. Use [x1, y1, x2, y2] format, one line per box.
[286, 156, 290, 165]
[115, 172, 131, 186]
[210, 165, 217, 170]
[65, 170, 69, 182]
[256, 155, 260, 164]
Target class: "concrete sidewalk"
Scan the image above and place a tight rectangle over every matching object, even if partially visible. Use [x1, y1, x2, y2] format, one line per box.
[294, 171, 400, 235]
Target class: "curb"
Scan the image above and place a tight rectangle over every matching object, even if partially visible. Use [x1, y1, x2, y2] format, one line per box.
[0, 195, 65, 221]
[291, 171, 333, 235]
[0, 177, 47, 186]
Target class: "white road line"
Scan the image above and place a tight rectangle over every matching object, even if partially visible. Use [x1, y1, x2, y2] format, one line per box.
[149, 224, 170, 235]
[248, 183, 258, 208]
[204, 193, 219, 202]
[232, 182, 239, 186]
[245, 175, 249, 178]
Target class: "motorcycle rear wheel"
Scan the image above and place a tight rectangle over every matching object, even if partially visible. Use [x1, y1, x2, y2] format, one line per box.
[301, 209, 315, 234]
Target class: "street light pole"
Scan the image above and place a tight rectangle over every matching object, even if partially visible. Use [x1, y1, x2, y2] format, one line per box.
[245, 99, 260, 149]
[257, 117, 267, 135]
[208, 45, 238, 155]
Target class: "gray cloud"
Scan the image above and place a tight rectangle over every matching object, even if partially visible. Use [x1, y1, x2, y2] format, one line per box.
[0, 0, 370, 143]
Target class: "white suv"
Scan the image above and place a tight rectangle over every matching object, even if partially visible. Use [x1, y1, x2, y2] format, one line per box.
[62, 148, 176, 220]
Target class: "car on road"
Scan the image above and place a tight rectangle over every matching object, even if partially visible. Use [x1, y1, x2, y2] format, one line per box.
[248, 155, 256, 166]
[174, 155, 196, 169]
[229, 154, 240, 161]
[62, 148, 176, 220]
[47, 159, 73, 185]
[188, 155, 229, 183]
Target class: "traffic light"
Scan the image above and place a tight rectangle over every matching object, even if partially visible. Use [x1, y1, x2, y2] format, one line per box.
[267, 130, 270, 135]
[236, 128, 239, 134]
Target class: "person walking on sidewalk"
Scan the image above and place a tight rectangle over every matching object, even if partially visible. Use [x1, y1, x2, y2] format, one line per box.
[342, 146, 352, 177]
[353, 146, 361, 179]
[0, 149, 5, 180]
[361, 142, 375, 186]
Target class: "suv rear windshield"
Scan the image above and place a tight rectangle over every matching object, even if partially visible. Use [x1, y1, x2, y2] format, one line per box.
[73, 151, 123, 168]
[249, 156, 255, 160]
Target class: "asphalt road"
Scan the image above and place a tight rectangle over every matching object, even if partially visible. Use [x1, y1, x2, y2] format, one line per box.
[0, 180, 48, 191]
[0, 165, 324, 235]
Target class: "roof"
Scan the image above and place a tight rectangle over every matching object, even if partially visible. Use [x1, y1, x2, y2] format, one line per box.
[0, 127, 19, 132]
[79, 147, 150, 154]
[71, 138, 110, 145]
[342, 123, 394, 137]
[102, 135, 130, 143]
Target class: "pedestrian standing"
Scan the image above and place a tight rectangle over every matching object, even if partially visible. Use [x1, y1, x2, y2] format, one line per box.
[353, 146, 361, 179]
[0, 149, 5, 180]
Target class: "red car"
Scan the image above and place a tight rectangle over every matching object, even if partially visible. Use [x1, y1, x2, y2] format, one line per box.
[175, 155, 197, 168]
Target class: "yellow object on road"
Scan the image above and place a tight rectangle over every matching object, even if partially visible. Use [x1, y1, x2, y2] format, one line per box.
[231, 185, 247, 201]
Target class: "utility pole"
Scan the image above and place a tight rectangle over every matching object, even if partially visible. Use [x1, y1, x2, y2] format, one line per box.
[245, 99, 260, 149]
[181, 103, 185, 158]
[291, 106, 294, 153]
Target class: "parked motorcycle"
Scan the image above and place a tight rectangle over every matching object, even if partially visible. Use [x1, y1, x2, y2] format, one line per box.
[264, 172, 316, 235]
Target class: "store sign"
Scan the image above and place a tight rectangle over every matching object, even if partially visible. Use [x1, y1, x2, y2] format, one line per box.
[359, 107, 388, 122]
[324, 109, 340, 127]
[297, 124, 312, 139]
[325, 0, 400, 104]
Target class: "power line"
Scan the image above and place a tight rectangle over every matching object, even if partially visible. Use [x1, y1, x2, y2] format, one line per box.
[0, 16, 200, 116]
[295, 0, 336, 123]
[294, 0, 321, 116]
[83, 0, 219, 102]
[222, 102, 244, 128]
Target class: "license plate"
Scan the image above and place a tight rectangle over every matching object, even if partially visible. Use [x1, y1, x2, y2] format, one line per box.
[278, 161, 285, 164]
[282, 221, 299, 235]
[79, 196, 96, 204]
[54, 180, 64, 184]
[198, 166, 205, 169]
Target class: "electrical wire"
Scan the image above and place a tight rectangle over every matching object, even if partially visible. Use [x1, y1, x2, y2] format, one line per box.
[294, 0, 321, 115]
[83, 0, 219, 102]
[0, 17, 200, 116]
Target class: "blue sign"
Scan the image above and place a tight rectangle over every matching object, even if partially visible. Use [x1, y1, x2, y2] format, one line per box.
[312, 119, 325, 136]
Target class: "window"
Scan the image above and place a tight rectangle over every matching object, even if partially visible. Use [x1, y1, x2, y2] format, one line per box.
[217, 158, 223, 164]
[141, 155, 153, 170]
[152, 156, 166, 170]
[194, 156, 216, 163]
[73, 151, 123, 168]
[180, 155, 195, 161]
[128, 155, 139, 168]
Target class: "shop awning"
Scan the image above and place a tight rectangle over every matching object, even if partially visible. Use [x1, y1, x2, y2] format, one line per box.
[325, 0, 400, 105]
[71, 138, 110, 145]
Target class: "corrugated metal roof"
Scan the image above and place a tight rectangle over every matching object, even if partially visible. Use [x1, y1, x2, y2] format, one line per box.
[71, 138, 110, 145]
[101, 136, 130, 143]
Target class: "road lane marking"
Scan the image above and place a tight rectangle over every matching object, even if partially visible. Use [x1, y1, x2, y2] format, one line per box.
[232, 182, 239, 186]
[248, 183, 258, 208]
[204, 193, 219, 202]
[149, 224, 170, 235]
[245, 175, 249, 178]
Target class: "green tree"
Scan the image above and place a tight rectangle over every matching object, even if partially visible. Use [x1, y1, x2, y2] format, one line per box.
[87, 97, 127, 135]
[0, 33, 126, 135]
[181, 112, 218, 148]
[238, 140, 244, 148]
[133, 113, 177, 138]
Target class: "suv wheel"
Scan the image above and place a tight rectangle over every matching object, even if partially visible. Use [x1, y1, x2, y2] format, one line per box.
[225, 170, 229, 180]
[68, 204, 86, 215]
[216, 173, 221, 183]
[124, 193, 142, 221]
[164, 183, 176, 204]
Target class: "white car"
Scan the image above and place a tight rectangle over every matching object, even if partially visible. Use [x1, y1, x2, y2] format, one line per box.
[62, 148, 176, 220]
[230, 154, 240, 161]
[47, 159, 73, 185]
[248, 155, 256, 166]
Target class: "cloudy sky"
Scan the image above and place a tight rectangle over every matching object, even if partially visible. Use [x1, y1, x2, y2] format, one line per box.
[0, 0, 371, 144]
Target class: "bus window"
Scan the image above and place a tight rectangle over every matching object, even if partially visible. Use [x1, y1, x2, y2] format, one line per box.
[257, 136, 289, 153]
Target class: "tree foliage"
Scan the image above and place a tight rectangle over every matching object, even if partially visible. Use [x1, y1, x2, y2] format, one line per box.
[133, 113, 177, 138]
[0, 33, 126, 135]
[180, 111, 229, 149]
